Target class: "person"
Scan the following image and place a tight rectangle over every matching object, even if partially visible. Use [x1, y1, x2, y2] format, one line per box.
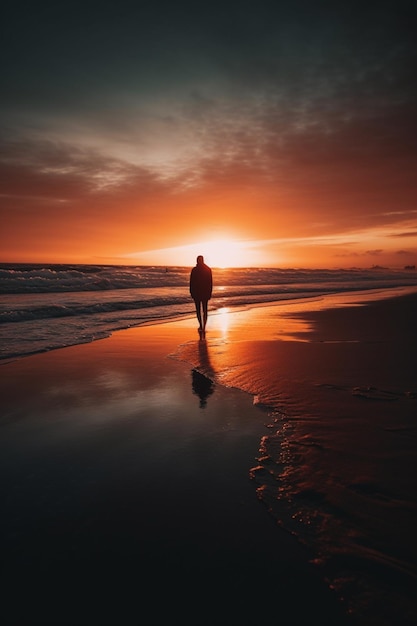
[189, 255, 212, 337]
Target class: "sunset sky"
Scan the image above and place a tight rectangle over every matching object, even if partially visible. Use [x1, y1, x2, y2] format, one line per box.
[1, 0, 416, 268]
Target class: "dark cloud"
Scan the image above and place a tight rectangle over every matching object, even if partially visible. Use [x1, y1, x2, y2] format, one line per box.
[2, 0, 415, 110]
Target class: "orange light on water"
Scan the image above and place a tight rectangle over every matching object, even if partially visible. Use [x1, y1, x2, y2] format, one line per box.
[215, 307, 231, 338]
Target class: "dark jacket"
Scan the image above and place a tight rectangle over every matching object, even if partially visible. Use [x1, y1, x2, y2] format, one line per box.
[190, 263, 212, 301]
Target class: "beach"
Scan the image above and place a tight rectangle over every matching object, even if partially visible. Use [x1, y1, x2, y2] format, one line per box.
[1, 288, 416, 625]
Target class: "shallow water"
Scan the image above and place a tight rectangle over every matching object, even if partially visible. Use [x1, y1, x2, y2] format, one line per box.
[172, 293, 417, 625]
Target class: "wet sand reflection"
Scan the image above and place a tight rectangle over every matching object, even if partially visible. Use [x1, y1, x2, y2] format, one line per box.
[191, 338, 215, 408]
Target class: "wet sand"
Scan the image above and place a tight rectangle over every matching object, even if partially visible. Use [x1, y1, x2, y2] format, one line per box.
[1, 288, 416, 625]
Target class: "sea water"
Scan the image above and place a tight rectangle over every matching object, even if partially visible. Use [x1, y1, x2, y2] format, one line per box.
[2, 263, 417, 624]
[1, 263, 417, 361]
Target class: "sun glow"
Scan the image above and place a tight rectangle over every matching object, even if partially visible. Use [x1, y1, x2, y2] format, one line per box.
[124, 236, 277, 268]
[200, 238, 249, 268]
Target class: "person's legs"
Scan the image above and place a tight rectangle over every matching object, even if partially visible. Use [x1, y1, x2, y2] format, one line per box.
[194, 299, 203, 329]
[202, 300, 208, 330]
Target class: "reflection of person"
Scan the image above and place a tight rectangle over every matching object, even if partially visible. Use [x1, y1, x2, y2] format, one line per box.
[191, 369, 214, 408]
[189, 255, 212, 337]
[191, 337, 215, 408]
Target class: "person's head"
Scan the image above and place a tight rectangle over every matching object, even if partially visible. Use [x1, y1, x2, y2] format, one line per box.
[196, 255, 204, 265]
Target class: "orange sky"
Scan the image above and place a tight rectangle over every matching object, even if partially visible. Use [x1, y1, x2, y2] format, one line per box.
[1, 1, 416, 268]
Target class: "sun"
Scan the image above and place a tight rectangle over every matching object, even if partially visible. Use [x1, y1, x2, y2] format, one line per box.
[200, 238, 248, 268]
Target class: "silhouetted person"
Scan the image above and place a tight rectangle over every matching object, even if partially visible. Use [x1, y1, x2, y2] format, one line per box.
[190, 255, 212, 337]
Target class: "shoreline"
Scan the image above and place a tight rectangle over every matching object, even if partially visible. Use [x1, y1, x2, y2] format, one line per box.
[2, 284, 417, 366]
[1, 287, 416, 624]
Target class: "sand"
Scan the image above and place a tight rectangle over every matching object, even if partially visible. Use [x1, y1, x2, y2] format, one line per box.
[1, 288, 416, 625]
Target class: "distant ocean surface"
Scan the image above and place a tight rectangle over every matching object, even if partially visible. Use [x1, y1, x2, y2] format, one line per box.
[1, 263, 417, 361]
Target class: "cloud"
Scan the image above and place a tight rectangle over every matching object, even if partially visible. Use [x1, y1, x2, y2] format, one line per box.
[0, 136, 172, 199]
[389, 231, 417, 238]
[365, 249, 384, 256]
[396, 249, 413, 255]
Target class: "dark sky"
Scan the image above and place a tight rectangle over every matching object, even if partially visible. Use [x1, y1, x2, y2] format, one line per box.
[1, 0, 416, 266]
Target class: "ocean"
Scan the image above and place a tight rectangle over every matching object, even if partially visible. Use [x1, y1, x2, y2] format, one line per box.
[2, 263, 417, 624]
[2, 263, 417, 362]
